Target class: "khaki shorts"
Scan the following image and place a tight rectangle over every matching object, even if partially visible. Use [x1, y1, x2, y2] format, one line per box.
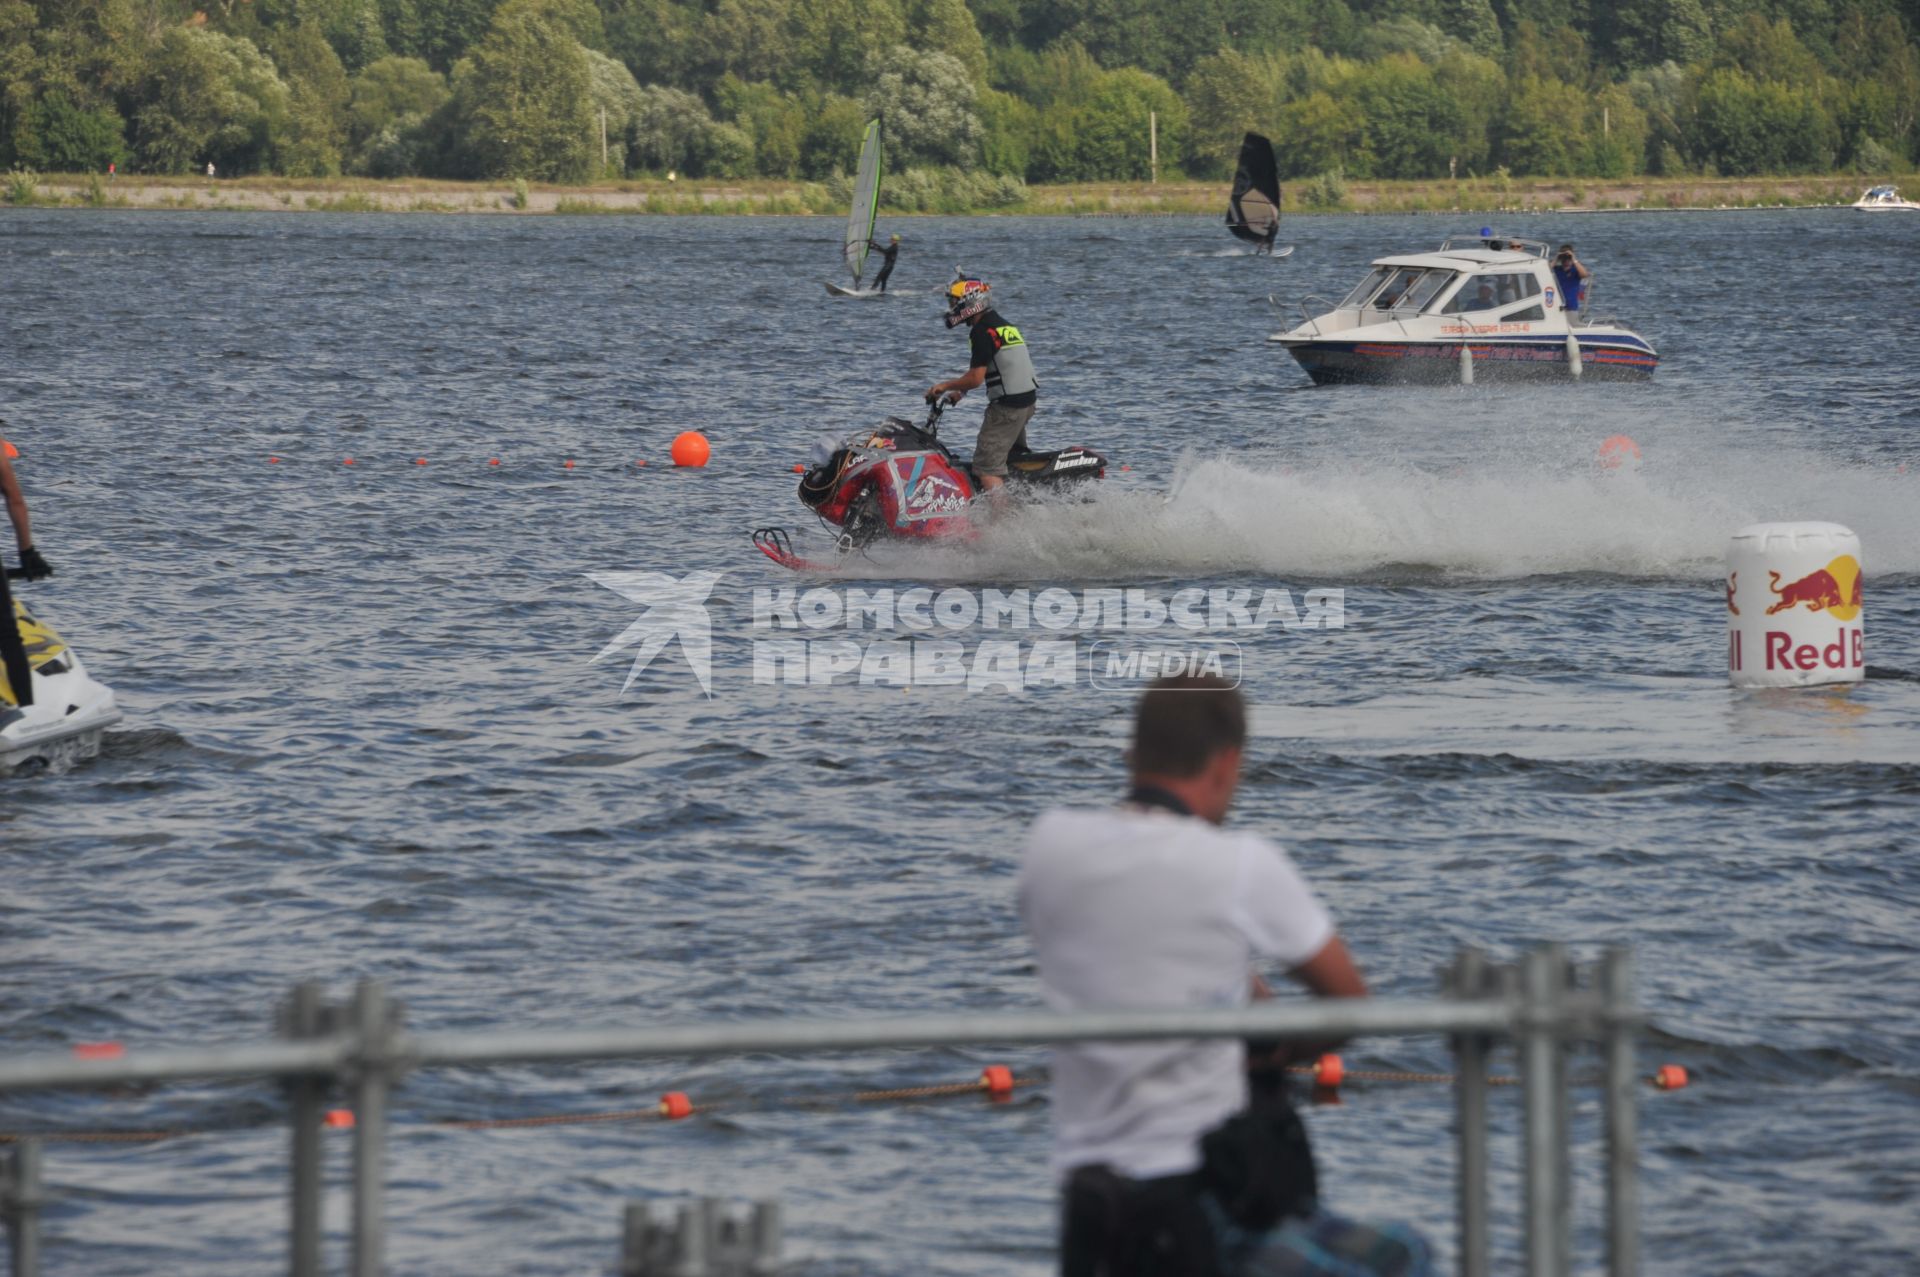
[973, 400, 1035, 478]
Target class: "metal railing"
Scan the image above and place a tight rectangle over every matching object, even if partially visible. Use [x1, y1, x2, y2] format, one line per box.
[0, 944, 1644, 1277]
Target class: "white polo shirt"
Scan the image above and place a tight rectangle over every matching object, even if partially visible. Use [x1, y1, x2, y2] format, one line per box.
[1018, 804, 1334, 1182]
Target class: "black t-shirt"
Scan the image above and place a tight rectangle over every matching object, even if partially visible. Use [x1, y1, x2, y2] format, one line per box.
[968, 310, 1038, 409]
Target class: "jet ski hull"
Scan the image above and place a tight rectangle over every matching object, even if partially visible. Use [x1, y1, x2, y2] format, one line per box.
[1, 601, 121, 776]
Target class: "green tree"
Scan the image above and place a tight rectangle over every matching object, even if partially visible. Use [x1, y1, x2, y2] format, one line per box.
[1183, 48, 1288, 178]
[270, 24, 352, 175]
[460, 0, 595, 178]
[790, 0, 906, 92]
[1069, 66, 1186, 180]
[905, 0, 986, 84]
[977, 86, 1036, 177]
[23, 92, 127, 171]
[133, 27, 290, 174]
[863, 44, 980, 167]
[631, 82, 712, 172]
[584, 46, 646, 173]
[1495, 73, 1588, 174]
[347, 54, 449, 173]
[796, 91, 866, 177]
[715, 74, 804, 176]
[1349, 53, 1460, 177]
[1436, 0, 1502, 57]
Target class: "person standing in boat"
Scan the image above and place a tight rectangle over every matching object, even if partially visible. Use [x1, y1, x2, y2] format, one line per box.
[1553, 245, 1590, 323]
[0, 432, 53, 709]
[1021, 674, 1433, 1277]
[926, 277, 1037, 499]
[867, 233, 901, 292]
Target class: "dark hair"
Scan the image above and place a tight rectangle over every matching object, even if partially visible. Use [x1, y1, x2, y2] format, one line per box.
[1130, 675, 1246, 778]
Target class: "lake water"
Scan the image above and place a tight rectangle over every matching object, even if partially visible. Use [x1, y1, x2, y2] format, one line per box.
[0, 206, 1916, 1275]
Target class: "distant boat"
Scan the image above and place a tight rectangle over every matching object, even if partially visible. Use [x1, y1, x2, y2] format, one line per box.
[825, 121, 883, 297]
[1852, 185, 1919, 211]
[1226, 133, 1287, 255]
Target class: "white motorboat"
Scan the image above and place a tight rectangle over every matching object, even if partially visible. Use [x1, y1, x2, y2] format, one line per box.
[1269, 233, 1658, 384]
[1, 589, 120, 774]
[1852, 185, 1920, 211]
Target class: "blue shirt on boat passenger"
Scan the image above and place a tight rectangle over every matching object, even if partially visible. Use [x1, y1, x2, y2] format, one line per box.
[1552, 262, 1585, 311]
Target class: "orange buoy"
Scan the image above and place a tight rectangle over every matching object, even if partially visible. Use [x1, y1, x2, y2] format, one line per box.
[981, 1065, 1015, 1097]
[415, 458, 427, 466]
[659, 1091, 693, 1119]
[1598, 434, 1641, 470]
[671, 431, 711, 468]
[792, 463, 805, 473]
[268, 456, 280, 464]
[489, 458, 501, 466]
[73, 1041, 126, 1061]
[1313, 1053, 1344, 1089]
[343, 457, 355, 466]
[1653, 1064, 1689, 1091]
[324, 1109, 356, 1129]
[636, 459, 648, 467]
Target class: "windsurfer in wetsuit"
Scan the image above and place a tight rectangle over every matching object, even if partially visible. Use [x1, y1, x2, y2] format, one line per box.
[0, 432, 53, 710]
[926, 277, 1037, 499]
[867, 233, 900, 292]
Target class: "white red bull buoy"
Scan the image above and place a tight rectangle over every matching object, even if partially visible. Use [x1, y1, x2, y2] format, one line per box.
[1726, 522, 1864, 689]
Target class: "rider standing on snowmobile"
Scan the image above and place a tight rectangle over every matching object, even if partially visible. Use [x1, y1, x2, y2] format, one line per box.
[926, 277, 1037, 496]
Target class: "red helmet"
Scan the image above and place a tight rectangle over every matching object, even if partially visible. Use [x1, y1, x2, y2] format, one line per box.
[945, 278, 991, 329]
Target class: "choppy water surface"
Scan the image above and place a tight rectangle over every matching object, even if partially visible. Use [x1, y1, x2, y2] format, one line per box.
[1, 208, 1916, 1275]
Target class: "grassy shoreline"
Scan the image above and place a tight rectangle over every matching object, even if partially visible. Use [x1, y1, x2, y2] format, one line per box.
[3, 170, 1891, 216]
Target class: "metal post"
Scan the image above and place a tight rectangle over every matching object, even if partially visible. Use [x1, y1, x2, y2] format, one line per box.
[1450, 950, 1491, 1277]
[748, 1201, 781, 1276]
[3, 1140, 42, 1277]
[600, 108, 609, 173]
[1521, 947, 1569, 1277]
[619, 1203, 648, 1276]
[282, 984, 327, 1277]
[1551, 948, 1574, 1269]
[350, 982, 394, 1277]
[1149, 111, 1158, 184]
[1602, 948, 1640, 1277]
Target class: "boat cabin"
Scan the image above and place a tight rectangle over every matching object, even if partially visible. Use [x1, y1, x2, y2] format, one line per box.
[1322, 235, 1571, 333]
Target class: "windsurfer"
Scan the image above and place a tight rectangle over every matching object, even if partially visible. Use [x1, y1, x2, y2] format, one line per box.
[867, 234, 900, 292]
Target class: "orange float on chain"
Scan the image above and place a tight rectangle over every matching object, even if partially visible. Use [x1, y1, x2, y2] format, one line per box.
[659, 1092, 693, 1120]
[324, 1109, 355, 1129]
[981, 1065, 1014, 1097]
[1653, 1064, 1689, 1091]
[73, 1041, 126, 1061]
[1313, 1054, 1344, 1089]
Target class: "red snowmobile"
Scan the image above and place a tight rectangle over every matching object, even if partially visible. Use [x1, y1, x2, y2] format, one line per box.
[752, 402, 1107, 570]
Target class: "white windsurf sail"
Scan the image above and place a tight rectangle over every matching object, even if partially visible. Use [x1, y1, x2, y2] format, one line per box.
[843, 120, 881, 287]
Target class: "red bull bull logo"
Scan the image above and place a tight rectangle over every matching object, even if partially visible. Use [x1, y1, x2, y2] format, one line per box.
[1765, 555, 1862, 620]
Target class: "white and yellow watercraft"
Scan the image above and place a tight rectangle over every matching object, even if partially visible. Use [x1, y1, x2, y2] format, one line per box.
[1, 592, 120, 774]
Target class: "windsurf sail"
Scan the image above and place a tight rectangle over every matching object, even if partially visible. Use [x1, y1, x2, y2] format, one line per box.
[1226, 132, 1281, 246]
[843, 120, 882, 286]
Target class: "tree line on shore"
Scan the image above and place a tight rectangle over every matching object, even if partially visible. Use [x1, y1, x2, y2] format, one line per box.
[3, 0, 1916, 194]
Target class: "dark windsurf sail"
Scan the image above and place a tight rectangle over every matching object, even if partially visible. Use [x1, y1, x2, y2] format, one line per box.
[1226, 133, 1281, 247]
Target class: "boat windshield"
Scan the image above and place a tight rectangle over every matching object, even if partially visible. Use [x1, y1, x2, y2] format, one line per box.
[1337, 267, 1393, 308]
[1368, 268, 1451, 313]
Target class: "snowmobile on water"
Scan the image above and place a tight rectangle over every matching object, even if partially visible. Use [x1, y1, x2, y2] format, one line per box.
[752, 401, 1108, 571]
